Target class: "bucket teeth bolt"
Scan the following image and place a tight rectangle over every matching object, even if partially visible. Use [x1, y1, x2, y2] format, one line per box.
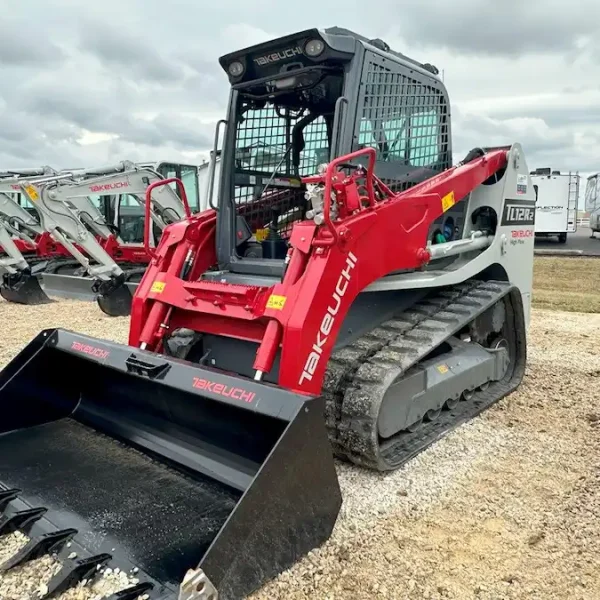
[179, 568, 218, 600]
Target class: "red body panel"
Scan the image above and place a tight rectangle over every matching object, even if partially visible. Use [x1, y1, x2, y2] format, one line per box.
[3, 231, 153, 264]
[129, 148, 509, 396]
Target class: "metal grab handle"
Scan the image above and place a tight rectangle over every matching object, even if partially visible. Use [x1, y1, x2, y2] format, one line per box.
[330, 96, 348, 161]
[208, 120, 227, 210]
[125, 354, 171, 379]
[322, 147, 377, 245]
[144, 177, 191, 258]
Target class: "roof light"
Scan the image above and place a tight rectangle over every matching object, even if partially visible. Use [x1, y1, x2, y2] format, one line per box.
[228, 61, 245, 77]
[304, 39, 325, 57]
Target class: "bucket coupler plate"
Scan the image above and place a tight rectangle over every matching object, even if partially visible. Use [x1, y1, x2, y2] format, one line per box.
[0, 329, 342, 599]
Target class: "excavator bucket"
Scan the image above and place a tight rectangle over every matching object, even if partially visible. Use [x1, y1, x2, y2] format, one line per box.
[0, 329, 341, 600]
[41, 276, 141, 316]
[0, 272, 52, 305]
[96, 284, 134, 317]
[40, 274, 133, 316]
[40, 273, 98, 302]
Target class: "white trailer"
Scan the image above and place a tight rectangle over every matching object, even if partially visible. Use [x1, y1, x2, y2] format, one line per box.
[530, 168, 579, 243]
[584, 173, 600, 238]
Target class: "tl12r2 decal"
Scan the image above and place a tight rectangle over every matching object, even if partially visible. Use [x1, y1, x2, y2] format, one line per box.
[501, 199, 536, 226]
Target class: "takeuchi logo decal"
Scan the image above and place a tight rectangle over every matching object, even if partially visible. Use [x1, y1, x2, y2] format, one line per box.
[254, 46, 303, 66]
[71, 340, 110, 360]
[193, 377, 255, 403]
[299, 251, 358, 385]
[89, 181, 130, 193]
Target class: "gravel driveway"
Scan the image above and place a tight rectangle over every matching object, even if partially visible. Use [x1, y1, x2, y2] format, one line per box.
[0, 299, 598, 600]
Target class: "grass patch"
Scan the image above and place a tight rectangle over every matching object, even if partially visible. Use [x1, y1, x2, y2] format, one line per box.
[533, 257, 600, 313]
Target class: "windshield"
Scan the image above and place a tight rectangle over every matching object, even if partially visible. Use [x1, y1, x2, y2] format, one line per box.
[228, 68, 343, 238]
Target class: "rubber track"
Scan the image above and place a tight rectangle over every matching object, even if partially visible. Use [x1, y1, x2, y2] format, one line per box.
[323, 279, 526, 470]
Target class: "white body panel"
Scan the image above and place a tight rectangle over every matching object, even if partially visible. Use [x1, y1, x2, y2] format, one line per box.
[198, 156, 221, 210]
[530, 171, 579, 236]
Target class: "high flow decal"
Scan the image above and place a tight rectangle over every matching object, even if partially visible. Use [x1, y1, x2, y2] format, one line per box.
[510, 228, 534, 246]
[299, 252, 358, 385]
[193, 377, 255, 403]
[254, 46, 303, 66]
[501, 199, 536, 226]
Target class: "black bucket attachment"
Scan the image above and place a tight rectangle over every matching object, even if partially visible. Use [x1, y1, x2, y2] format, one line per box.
[0, 271, 53, 305]
[96, 283, 133, 317]
[0, 329, 341, 599]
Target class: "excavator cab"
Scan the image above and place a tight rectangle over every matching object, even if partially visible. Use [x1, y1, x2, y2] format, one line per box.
[211, 27, 451, 272]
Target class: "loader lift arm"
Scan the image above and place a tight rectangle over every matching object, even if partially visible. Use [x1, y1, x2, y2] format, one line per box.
[131, 146, 508, 395]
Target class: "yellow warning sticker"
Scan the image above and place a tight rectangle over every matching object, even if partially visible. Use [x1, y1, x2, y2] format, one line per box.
[441, 191, 455, 212]
[437, 364, 449, 374]
[150, 281, 166, 293]
[255, 228, 268, 242]
[23, 185, 39, 201]
[266, 294, 286, 310]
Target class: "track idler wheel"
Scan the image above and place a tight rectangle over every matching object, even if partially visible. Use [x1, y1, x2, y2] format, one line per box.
[0, 271, 52, 305]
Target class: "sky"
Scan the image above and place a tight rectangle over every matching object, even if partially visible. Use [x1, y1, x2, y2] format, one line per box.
[1, 0, 598, 208]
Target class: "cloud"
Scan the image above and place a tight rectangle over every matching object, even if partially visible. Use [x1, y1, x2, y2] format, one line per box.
[79, 26, 186, 83]
[382, 0, 598, 57]
[0, 0, 597, 194]
[0, 26, 65, 67]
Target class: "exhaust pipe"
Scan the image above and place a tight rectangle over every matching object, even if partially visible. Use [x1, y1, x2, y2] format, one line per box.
[0, 329, 342, 599]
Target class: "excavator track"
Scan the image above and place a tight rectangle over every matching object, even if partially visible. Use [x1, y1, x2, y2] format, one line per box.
[324, 279, 526, 471]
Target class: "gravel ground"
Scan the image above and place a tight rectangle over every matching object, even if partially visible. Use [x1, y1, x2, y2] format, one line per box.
[0, 295, 599, 600]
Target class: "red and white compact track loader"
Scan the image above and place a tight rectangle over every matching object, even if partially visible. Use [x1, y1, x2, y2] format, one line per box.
[0, 27, 535, 600]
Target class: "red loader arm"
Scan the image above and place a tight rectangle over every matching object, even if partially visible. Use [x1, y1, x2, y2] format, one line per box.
[129, 148, 509, 396]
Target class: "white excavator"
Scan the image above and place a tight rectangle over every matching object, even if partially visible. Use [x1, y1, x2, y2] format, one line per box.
[0, 162, 204, 310]
[0, 167, 72, 304]
[8, 161, 195, 314]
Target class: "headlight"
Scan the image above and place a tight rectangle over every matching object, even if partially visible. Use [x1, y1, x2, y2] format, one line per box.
[304, 39, 325, 57]
[228, 61, 245, 77]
